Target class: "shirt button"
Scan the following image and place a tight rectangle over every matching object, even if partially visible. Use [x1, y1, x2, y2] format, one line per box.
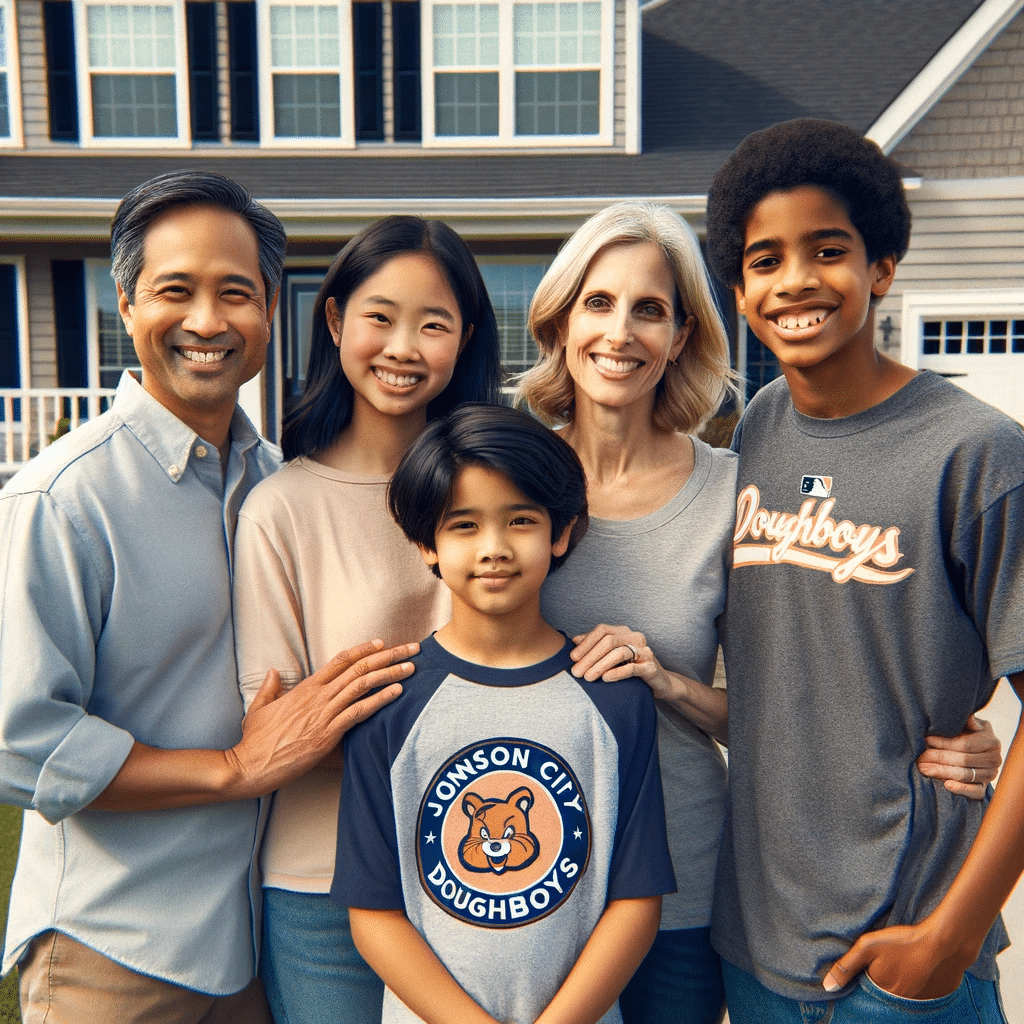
[169, 465, 181, 479]
[195, 445, 208, 458]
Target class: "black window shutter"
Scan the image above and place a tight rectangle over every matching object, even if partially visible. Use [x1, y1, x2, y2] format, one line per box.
[187, 2, 219, 141]
[353, 3, 383, 141]
[43, 1, 79, 142]
[0, 265, 19, 388]
[227, 2, 259, 141]
[51, 261, 88, 389]
[392, 2, 421, 141]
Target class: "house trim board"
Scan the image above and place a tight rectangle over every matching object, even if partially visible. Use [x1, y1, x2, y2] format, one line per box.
[867, 0, 1024, 153]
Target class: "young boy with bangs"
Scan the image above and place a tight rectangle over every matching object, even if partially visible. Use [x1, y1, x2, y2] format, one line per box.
[331, 403, 675, 1024]
[704, 118, 1024, 1021]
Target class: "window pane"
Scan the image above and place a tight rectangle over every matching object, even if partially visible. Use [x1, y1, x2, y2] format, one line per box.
[478, 4, 499, 34]
[88, 6, 111, 66]
[434, 4, 498, 67]
[92, 73, 177, 136]
[455, 34, 476, 64]
[270, 4, 339, 68]
[434, 35, 454, 65]
[515, 70, 597, 134]
[1012, 320, 1024, 353]
[88, 4, 176, 69]
[0, 75, 8, 137]
[479, 261, 549, 377]
[152, 6, 175, 65]
[293, 4, 315, 37]
[944, 321, 963, 354]
[514, 1, 599, 66]
[317, 6, 340, 64]
[273, 72, 341, 136]
[270, 6, 293, 64]
[0, 6, 7, 66]
[966, 320, 985, 354]
[435, 71, 498, 135]
[93, 265, 139, 389]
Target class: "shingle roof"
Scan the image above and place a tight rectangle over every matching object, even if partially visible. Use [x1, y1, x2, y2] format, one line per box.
[641, 0, 986, 155]
[0, 0, 987, 203]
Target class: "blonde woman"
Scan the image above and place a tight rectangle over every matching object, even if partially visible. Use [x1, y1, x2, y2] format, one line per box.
[517, 202, 1000, 1024]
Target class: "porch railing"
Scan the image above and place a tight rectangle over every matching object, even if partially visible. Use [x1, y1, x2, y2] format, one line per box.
[1, 388, 117, 477]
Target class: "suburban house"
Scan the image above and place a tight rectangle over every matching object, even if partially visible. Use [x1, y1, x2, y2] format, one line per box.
[1, 0, 1022, 478]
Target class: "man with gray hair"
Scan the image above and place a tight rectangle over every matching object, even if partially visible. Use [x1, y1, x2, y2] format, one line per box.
[0, 170, 414, 1023]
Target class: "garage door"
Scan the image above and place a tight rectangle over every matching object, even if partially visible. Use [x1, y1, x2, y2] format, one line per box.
[902, 291, 1024, 424]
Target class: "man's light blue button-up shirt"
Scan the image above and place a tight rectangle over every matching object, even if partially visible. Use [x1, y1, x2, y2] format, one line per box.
[0, 372, 280, 994]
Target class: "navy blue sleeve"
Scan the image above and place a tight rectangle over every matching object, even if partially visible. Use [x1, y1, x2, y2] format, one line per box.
[583, 679, 676, 901]
[332, 646, 450, 910]
[332, 713, 405, 910]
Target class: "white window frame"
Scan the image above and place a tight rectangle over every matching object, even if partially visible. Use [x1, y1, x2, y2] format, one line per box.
[901, 289, 1024, 370]
[0, 0, 25, 148]
[421, 0, 614, 148]
[75, 0, 190, 148]
[0, 257, 30, 387]
[257, 0, 356, 148]
[86, 260, 140, 389]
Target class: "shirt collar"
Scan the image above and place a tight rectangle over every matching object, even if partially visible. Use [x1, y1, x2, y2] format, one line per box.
[113, 371, 263, 484]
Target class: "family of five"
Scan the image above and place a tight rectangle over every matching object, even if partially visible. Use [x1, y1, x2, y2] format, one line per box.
[0, 118, 1020, 1024]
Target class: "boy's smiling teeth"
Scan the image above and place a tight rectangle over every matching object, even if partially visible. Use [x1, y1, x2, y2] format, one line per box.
[593, 354, 641, 373]
[374, 367, 422, 387]
[773, 309, 831, 331]
[182, 349, 228, 363]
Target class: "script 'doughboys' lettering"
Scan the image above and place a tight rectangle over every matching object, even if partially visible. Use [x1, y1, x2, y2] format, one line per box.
[733, 485, 914, 585]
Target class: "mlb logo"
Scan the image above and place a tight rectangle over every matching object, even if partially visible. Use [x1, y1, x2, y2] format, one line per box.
[800, 475, 832, 498]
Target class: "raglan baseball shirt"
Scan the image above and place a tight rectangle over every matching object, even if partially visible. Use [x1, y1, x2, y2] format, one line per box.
[334, 634, 675, 1024]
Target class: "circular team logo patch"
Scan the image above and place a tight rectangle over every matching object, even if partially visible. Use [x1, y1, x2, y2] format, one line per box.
[417, 737, 591, 929]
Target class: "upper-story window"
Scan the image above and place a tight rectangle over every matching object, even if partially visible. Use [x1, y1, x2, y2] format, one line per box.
[0, 0, 24, 145]
[45, 0, 618, 149]
[258, 1, 354, 144]
[76, 1, 189, 145]
[423, 0, 612, 146]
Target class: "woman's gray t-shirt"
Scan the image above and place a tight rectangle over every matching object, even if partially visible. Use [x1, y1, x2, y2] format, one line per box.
[542, 437, 736, 930]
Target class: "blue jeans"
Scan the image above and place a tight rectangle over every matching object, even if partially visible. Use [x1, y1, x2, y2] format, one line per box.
[259, 888, 384, 1024]
[722, 959, 1008, 1024]
[619, 927, 726, 1024]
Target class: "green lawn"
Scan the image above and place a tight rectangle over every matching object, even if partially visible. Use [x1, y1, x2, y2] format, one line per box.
[0, 806, 21, 1022]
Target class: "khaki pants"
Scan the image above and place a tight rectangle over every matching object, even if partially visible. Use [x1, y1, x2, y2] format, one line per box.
[19, 931, 273, 1024]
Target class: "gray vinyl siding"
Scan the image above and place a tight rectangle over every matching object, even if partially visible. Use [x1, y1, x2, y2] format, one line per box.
[892, 8, 1024, 179]
[16, 0, 50, 147]
[876, 180, 1024, 356]
[26, 255, 57, 387]
[613, 0, 624, 147]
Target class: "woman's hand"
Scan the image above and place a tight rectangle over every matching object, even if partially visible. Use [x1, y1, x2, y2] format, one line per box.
[916, 715, 1002, 800]
[569, 623, 671, 696]
[569, 623, 728, 744]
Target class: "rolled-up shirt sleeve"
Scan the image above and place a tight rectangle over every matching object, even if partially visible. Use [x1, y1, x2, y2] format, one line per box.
[0, 491, 135, 824]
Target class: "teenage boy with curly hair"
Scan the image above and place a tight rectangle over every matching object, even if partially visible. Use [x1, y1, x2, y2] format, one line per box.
[705, 118, 1024, 1022]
